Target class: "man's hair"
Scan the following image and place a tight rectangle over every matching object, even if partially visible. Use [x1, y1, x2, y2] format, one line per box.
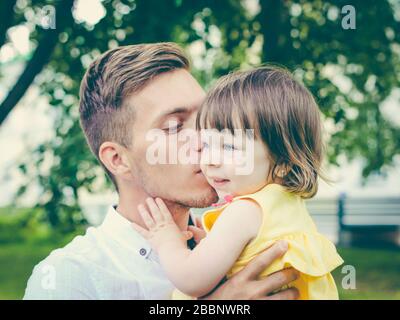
[79, 42, 190, 187]
[196, 66, 325, 199]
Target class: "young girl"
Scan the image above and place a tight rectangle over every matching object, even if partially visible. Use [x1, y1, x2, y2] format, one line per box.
[132, 66, 344, 300]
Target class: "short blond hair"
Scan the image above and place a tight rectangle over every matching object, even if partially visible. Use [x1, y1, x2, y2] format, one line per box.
[79, 43, 190, 187]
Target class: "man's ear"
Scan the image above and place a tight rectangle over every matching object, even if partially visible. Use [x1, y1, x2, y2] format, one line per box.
[98, 141, 132, 179]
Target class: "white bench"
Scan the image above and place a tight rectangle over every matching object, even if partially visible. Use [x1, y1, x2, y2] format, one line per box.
[337, 195, 400, 247]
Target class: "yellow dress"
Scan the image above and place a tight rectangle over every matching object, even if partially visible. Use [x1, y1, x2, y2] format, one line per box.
[173, 183, 344, 300]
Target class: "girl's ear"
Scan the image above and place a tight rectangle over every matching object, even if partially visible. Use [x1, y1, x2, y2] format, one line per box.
[98, 141, 132, 179]
[274, 163, 291, 178]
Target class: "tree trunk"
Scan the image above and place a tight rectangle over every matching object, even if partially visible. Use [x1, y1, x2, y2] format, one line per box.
[258, 0, 290, 63]
[0, 0, 17, 49]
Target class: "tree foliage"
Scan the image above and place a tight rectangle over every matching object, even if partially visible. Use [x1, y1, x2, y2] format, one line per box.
[0, 0, 399, 229]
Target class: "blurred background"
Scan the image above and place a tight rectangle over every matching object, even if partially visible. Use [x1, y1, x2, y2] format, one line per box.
[0, 0, 399, 299]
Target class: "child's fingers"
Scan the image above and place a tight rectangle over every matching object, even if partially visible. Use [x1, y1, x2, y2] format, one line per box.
[188, 225, 207, 243]
[145, 197, 163, 222]
[188, 225, 206, 235]
[182, 230, 193, 240]
[155, 197, 173, 221]
[195, 217, 204, 230]
[131, 222, 150, 239]
[137, 204, 155, 229]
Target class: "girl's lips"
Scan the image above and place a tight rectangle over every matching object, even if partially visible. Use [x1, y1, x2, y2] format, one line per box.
[211, 178, 230, 187]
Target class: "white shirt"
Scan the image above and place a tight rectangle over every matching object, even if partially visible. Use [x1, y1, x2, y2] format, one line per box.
[23, 206, 185, 300]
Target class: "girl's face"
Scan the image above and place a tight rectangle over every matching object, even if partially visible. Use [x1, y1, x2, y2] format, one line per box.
[199, 129, 271, 198]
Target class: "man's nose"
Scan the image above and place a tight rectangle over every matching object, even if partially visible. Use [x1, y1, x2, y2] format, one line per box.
[188, 132, 202, 165]
[191, 132, 202, 153]
[200, 146, 222, 168]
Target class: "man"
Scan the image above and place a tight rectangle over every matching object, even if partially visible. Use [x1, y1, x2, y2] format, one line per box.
[24, 43, 299, 299]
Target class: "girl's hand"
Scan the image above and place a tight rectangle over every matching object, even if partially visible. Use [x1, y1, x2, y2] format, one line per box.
[188, 217, 207, 244]
[131, 197, 188, 251]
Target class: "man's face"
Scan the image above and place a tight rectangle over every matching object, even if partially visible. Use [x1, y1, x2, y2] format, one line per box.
[124, 69, 218, 208]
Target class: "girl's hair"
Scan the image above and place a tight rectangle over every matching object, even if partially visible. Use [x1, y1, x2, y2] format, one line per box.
[196, 66, 325, 199]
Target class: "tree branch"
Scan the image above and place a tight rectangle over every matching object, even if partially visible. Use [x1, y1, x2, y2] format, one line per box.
[0, 0, 17, 49]
[0, 0, 75, 126]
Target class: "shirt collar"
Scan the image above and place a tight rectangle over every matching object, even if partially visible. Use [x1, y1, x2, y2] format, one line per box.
[99, 206, 197, 261]
[99, 206, 153, 259]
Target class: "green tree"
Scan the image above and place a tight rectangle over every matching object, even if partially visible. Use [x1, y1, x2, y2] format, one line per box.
[0, 0, 399, 230]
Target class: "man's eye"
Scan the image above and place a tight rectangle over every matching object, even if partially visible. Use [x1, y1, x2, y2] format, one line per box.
[163, 123, 183, 133]
[223, 143, 235, 151]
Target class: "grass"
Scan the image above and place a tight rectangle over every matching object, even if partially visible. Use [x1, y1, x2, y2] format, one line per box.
[0, 207, 85, 299]
[0, 239, 74, 299]
[0, 241, 62, 299]
[333, 247, 400, 300]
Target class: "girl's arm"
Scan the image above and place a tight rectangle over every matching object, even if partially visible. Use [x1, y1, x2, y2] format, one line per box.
[132, 197, 262, 297]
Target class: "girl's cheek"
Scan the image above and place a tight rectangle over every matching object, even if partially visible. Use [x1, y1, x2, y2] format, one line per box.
[199, 149, 208, 167]
[225, 164, 238, 181]
[232, 150, 250, 172]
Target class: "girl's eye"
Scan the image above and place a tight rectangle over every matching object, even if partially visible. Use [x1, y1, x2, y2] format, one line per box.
[223, 143, 235, 151]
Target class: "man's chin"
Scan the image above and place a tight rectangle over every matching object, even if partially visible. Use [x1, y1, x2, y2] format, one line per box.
[176, 189, 218, 209]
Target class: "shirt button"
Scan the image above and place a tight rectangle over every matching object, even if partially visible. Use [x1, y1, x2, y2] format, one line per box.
[139, 248, 147, 256]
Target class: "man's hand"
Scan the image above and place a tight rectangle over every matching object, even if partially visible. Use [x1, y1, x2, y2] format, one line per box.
[202, 240, 299, 300]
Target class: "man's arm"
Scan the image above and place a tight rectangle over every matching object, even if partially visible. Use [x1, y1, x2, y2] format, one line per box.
[202, 241, 300, 300]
